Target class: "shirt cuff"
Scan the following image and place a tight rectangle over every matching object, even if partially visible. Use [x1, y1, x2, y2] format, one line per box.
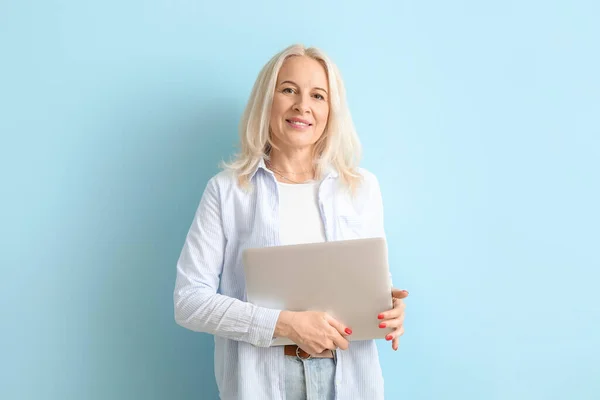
[247, 307, 281, 347]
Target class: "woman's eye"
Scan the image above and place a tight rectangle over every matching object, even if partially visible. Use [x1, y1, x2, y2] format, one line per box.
[282, 88, 295, 94]
[313, 93, 325, 100]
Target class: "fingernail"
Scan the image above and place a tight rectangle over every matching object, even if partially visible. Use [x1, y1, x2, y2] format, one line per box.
[393, 345, 398, 351]
[386, 335, 393, 341]
[403, 290, 409, 294]
[378, 314, 384, 320]
[345, 328, 353, 335]
[379, 322, 386, 328]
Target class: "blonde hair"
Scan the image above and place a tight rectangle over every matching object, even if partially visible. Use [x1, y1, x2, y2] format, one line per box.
[221, 44, 363, 192]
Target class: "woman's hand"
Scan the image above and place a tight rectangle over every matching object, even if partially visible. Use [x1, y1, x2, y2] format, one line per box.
[275, 311, 352, 354]
[378, 289, 408, 351]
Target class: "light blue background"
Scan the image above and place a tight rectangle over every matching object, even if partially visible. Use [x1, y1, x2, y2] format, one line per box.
[1, 1, 598, 399]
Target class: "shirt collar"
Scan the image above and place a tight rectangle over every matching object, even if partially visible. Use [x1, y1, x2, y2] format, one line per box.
[248, 157, 339, 182]
[322, 163, 340, 179]
[248, 158, 271, 182]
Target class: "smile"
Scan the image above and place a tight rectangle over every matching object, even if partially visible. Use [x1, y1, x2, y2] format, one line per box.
[285, 118, 312, 130]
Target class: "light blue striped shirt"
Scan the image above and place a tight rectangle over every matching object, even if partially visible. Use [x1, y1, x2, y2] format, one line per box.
[174, 159, 389, 399]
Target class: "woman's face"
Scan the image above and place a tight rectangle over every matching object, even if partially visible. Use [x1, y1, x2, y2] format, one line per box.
[269, 56, 330, 152]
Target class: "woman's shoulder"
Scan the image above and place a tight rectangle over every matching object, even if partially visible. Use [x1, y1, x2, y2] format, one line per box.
[201, 169, 239, 196]
[357, 167, 379, 184]
[334, 167, 382, 210]
[208, 168, 237, 185]
[355, 167, 382, 195]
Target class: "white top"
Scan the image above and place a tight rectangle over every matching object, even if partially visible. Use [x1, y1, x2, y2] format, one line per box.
[276, 180, 326, 245]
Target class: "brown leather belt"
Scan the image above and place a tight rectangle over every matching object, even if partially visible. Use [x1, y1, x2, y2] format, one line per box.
[284, 345, 334, 359]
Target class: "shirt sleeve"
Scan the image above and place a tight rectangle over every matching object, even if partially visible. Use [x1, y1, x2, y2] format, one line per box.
[362, 172, 394, 286]
[173, 177, 280, 348]
[364, 173, 386, 240]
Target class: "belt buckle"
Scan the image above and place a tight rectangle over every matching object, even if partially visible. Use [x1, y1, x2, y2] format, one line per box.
[295, 346, 312, 360]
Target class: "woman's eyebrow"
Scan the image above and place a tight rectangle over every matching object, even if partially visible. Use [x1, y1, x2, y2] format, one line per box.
[279, 80, 328, 94]
[279, 80, 297, 87]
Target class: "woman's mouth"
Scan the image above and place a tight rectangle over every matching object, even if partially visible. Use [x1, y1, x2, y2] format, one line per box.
[286, 118, 312, 130]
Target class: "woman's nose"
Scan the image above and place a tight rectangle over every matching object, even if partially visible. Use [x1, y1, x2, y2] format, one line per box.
[293, 95, 311, 114]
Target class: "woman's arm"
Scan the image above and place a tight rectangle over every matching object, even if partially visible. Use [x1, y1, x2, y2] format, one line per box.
[363, 171, 386, 239]
[173, 177, 280, 348]
[361, 171, 394, 285]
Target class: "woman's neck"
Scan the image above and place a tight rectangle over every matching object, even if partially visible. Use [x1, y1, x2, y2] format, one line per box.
[268, 150, 314, 174]
[267, 149, 315, 183]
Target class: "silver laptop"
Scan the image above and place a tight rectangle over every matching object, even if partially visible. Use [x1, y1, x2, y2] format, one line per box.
[242, 237, 393, 346]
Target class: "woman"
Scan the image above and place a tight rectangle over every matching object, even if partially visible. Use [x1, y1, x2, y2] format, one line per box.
[174, 44, 408, 400]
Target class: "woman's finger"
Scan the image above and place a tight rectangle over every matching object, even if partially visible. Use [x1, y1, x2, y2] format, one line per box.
[391, 289, 409, 299]
[332, 334, 350, 351]
[378, 300, 405, 320]
[323, 313, 353, 337]
[385, 325, 405, 342]
[378, 313, 405, 329]
[394, 298, 406, 310]
[392, 336, 399, 351]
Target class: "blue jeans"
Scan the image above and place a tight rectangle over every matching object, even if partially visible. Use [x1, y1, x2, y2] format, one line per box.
[284, 354, 336, 400]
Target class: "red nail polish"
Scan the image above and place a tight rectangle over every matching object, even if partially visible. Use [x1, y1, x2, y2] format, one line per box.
[379, 322, 386, 328]
[386, 335, 393, 341]
[345, 328, 352, 335]
[378, 314, 384, 320]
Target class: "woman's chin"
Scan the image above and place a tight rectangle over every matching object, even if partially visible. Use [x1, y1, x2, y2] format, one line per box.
[282, 139, 318, 150]
[283, 131, 322, 144]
